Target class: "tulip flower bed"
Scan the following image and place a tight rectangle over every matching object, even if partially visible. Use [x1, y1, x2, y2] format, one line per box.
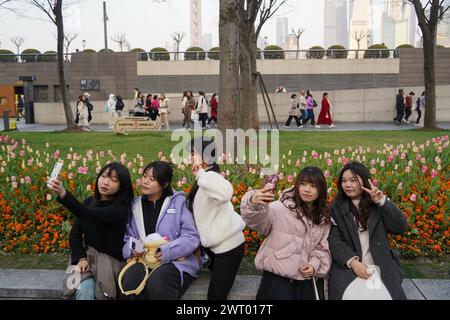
[0, 134, 448, 258]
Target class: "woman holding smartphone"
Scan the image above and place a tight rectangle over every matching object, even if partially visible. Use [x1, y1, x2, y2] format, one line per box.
[328, 162, 408, 300]
[240, 167, 331, 300]
[47, 162, 134, 300]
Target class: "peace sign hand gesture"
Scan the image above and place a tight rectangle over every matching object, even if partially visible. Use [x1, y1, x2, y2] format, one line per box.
[361, 179, 385, 204]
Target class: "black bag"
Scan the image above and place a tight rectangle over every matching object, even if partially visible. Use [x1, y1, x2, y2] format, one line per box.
[86, 101, 94, 111]
[116, 99, 125, 111]
[148, 108, 159, 121]
[313, 99, 318, 107]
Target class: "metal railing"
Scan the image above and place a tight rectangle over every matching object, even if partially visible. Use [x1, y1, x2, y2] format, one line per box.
[0, 49, 401, 63]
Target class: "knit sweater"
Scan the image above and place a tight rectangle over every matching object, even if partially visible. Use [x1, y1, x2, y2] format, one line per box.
[193, 169, 246, 254]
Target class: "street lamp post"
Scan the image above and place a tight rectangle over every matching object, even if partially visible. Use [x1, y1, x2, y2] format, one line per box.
[82, 40, 86, 51]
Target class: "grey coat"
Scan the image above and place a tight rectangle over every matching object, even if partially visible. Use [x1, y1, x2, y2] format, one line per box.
[328, 198, 408, 300]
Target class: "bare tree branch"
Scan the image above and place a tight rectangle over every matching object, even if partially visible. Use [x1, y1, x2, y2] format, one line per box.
[111, 33, 127, 52]
[10, 36, 25, 56]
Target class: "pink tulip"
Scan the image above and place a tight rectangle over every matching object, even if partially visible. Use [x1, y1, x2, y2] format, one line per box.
[19, 150, 25, 157]
[99, 151, 105, 157]
[398, 183, 402, 190]
[221, 171, 226, 177]
[177, 181, 182, 188]
[372, 179, 379, 187]
[25, 176, 31, 184]
[136, 179, 141, 186]
[431, 169, 438, 179]
[327, 159, 333, 166]
[22, 139, 26, 145]
[287, 175, 294, 183]
[387, 155, 394, 163]
[416, 154, 422, 161]
[421, 166, 428, 174]
[53, 149, 60, 159]
[12, 182, 17, 189]
[28, 159, 33, 166]
[380, 160, 385, 167]
[46, 194, 52, 201]
[0, 136, 2, 142]
[11, 176, 16, 182]
[158, 151, 164, 159]
[4, 135, 9, 142]
[68, 172, 74, 179]
[401, 153, 406, 160]
[323, 170, 330, 178]
[410, 193, 416, 202]
[312, 151, 319, 160]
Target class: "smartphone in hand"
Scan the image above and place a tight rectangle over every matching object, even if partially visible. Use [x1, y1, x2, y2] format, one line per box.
[129, 237, 144, 253]
[265, 174, 279, 193]
[47, 162, 63, 187]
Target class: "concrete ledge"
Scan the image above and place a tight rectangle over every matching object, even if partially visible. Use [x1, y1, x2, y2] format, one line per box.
[1, 269, 449, 300]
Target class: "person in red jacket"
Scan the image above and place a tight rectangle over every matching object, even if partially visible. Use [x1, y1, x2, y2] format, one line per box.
[207, 93, 218, 128]
[317, 92, 335, 128]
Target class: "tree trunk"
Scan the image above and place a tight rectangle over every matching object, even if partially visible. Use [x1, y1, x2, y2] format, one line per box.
[249, 31, 260, 130]
[239, 26, 253, 130]
[55, 0, 76, 129]
[218, 0, 240, 132]
[422, 31, 438, 129]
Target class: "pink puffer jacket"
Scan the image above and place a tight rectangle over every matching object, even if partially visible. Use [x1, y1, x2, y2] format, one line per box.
[240, 188, 331, 280]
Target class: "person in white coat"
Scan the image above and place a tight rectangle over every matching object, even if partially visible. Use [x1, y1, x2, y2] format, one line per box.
[185, 137, 246, 300]
[107, 93, 117, 129]
[77, 95, 90, 131]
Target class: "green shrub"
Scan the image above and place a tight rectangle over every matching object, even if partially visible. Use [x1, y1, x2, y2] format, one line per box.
[394, 44, 414, 58]
[364, 44, 390, 59]
[82, 49, 97, 53]
[0, 49, 16, 63]
[307, 46, 325, 59]
[326, 45, 347, 59]
[184, 46, 206, 61]
[150, 47, 170, 61]
[208, 47, 220, 60]
[131, 48, 148, 61]
[21, 48, 41, 62]
[263, 45, 284, 59]
[99, 48, 114, 53]
[41, 51, 57, 62]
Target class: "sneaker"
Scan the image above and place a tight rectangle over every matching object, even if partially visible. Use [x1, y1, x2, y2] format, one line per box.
[298, 125, 304, 129]
[315, 125, 321, 129]
[284, 125, 290, 129]
[206, 124, 211, 128]
[415, 123, 420, 127]
[329, 124, 335, 128]
[402, 119, 409, 123]
[395, 121, 401, 125]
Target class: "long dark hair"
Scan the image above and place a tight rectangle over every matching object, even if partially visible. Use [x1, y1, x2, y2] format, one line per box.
[281, 166, 330, 225]
[93, 162, 134, 206]
[185, 137, 220, 213]
[142, 161, 174, 199]
[335, 162, 372, 231]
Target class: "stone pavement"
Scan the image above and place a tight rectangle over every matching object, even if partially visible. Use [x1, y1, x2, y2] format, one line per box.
[1, 119, 450, 132]
[0, 269, 449, 300]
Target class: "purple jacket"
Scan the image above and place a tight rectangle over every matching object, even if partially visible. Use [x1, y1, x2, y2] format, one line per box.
[122, 191, 200, 281]
[306, 96, 314, 110]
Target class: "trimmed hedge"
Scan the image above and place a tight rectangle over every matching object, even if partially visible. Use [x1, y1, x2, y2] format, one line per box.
[150, 47, 170, 61]
[41, 51, 57, 62]
[394, 44, 414, 58]
[307, 46, 325, 59]
[364, 44, 390, 59]
[208, 47, 220, 60]
[99, 48, 114, 53]
[131, 48, 148, 61]
[82, 49, 97, 53]
[184, 46, 206, 61]
[263, 45, 284, 59]
[326, 45, 347, 59]
[21, 49, 41, 62]
[0, 49, 16, 63]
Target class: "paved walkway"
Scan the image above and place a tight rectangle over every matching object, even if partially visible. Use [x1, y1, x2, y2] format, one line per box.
[1, 119, 450, 132]
[0, 269, 448, 300]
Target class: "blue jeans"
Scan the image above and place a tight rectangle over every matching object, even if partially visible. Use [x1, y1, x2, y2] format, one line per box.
[75, 277, 96, 300]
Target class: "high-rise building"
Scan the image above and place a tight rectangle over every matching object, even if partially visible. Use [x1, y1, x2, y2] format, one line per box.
[190, 0, 202, 47]
[276, 17, 288, 47]
[349, 0, 371, 50]
[324, 0, 349, 48]
[202, 33, 212, 51]
[437, 10, 450, 47]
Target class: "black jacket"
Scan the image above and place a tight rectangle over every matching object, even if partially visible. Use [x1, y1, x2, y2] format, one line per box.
[327, 198, 408, 300]
[59, 192, 129, 264]
[396, 94, 405, 110]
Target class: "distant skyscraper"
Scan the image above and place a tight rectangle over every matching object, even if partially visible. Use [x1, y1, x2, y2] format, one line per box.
[324, 0, 349, 48]
[349, 0, 370, 50]
[437, 10, 450, 47]
[202, 33, 212, 50]
[276, 17, 288, 47]
[190, 0, 202, 47]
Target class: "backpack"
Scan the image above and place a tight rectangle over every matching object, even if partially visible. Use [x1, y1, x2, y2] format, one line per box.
[116, 97, 125, 111]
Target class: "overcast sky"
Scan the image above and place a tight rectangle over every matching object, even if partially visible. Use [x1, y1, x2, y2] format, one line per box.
[0, 0, 324, 52]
